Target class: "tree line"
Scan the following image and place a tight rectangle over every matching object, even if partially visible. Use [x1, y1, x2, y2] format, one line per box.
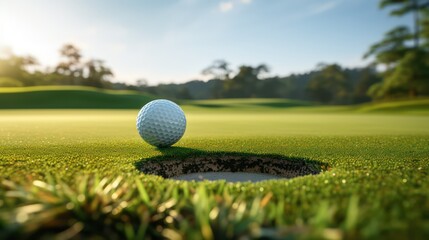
[141, 61, 380, 104]
[0, 0, 428, 104]
[0, 47, 379, 104]
[0, 44, 114, 88]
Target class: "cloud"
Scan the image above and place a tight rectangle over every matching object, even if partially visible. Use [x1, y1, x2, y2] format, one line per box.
[219, 0, 253, 13]
[310, 0, 339, 15]
[219, 1, 234, 12]
[286, 0, 342, 21]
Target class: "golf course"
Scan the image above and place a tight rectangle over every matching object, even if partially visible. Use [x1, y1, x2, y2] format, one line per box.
[1, 87, 428, 239]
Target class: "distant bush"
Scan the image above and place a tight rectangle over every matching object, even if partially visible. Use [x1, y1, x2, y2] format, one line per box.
[0, 77, 23, 87]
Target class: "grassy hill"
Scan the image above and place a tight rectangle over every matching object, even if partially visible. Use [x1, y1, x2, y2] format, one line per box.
[358, 98, 429, 114]
[183, 98, 429, 115]
[0, 86, 155, 109]
[1, 86, 429, 114]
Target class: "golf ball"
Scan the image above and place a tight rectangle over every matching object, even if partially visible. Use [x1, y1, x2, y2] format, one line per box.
[136, 99, 186, 147]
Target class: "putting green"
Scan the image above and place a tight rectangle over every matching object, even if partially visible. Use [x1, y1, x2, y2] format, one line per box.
[0, 107, 428, 183]
[0, 101, 429, 239]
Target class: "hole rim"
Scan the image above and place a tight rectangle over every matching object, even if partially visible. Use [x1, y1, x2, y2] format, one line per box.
[135, 150, 329, 181]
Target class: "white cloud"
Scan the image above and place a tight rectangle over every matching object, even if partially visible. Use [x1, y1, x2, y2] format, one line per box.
[310, 0, 339, 15]
[219, 1, 234, 12]
[289, 0, 341, 19]
[219, 0, 253, 13]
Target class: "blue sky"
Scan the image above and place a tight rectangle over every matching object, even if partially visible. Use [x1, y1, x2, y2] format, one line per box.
[0, 0, 411, 85]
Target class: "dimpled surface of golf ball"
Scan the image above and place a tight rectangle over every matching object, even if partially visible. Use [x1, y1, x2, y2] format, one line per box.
[136, 99, 186, 147]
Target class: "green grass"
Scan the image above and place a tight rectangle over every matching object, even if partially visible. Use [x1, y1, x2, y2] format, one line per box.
[0, 92, 429, 238]
[0, 86, 155, 109]
[2, 86, 429, 114]
[358, 98, 429, 114]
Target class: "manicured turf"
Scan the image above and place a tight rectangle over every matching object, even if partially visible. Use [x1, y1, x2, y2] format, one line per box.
[0, 86, 154, 109]
[2, 86, 429, 114]
[1, 97, 429, 239]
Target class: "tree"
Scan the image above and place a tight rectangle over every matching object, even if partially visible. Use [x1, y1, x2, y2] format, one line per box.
[370, 49, 429, 98]
[55, 44, 83, 85]
[367, 1, 429, 58]
[0, 53, 38, 86]
[353, 66, 382, 103]
[421, 8, 429, 46]
[365, 0, 429, 98]
[380, 0, 429, 48]
[223, 64, 269, 98]
[307, 64, 349, 104]
[364, 26, 412, 66]
[202, 60, 233, 81]
[53, 44, 114, 88]
[257, 77, 285, 98]
[136, 79, 148, 87]
[176, 87, 193, 99]
[83, 59, 113, 88]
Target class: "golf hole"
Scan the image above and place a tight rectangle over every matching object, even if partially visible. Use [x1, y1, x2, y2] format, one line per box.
[137, 153, 328, 183]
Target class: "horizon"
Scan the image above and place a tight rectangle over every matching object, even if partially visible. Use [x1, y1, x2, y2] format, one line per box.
[0, 0, 411, 85]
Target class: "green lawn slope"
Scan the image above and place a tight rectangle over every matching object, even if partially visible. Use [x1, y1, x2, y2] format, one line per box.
[358, 98, 429, 114]
[1, 86, 429, 114]
[0, 86, 155, 109]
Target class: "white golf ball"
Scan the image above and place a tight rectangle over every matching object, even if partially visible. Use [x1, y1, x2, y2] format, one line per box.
[136, 99, 186, 147]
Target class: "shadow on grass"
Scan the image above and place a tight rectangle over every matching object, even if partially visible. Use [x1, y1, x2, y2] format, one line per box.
[190, 103, 229, 108]
[183, 100, 315, 109]
[249, 101, 314, 108]
[134, 147, 329, 180]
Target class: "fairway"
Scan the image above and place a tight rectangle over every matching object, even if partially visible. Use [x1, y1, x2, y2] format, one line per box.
[1, 103, 429, 239]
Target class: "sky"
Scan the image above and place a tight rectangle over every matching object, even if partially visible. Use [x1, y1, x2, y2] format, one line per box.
[0, 0, 412, 85]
